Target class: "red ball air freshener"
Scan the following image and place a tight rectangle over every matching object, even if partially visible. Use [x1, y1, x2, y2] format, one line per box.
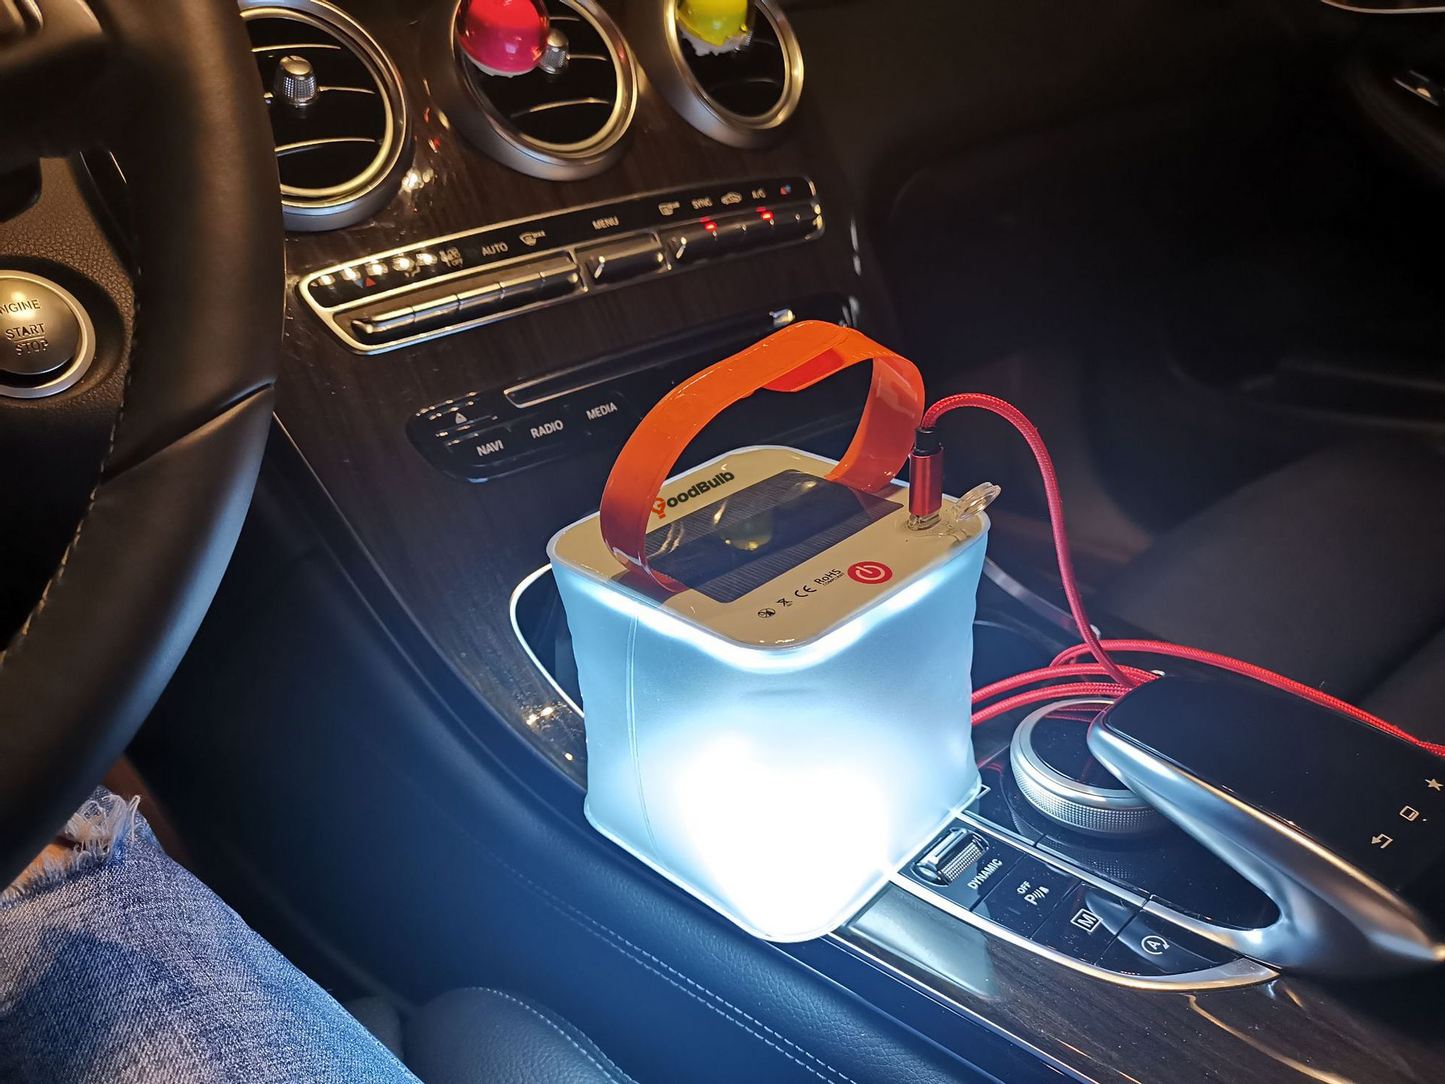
[457, 0, 549, 76]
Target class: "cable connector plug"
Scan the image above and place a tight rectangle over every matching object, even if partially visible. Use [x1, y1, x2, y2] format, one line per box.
[907, 426, 944, 530]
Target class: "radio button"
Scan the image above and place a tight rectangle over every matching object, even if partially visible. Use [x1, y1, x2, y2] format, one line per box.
[509, 409, 573, 459]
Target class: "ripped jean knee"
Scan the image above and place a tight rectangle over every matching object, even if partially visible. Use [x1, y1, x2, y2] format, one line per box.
[4, 789, 144, 902]
[0, 788, 417, 1084]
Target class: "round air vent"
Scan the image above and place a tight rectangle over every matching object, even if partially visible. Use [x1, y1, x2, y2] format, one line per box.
[631, 0, 802, 149]
[240, 0, 412, 232]
[424, 0, 638, 180]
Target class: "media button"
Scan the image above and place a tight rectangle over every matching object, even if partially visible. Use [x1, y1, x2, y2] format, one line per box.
[566, 390, 636, 435]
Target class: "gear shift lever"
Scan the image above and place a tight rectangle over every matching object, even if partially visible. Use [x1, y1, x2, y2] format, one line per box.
[1088, 676, 1445, 977]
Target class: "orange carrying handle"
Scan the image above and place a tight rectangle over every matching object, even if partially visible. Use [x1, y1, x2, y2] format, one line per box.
[599, 321, 925, 590]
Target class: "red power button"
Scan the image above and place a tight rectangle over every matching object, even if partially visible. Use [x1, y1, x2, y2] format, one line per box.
[847, 561, 893, 585]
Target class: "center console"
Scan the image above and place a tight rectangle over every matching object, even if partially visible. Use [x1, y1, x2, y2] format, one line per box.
[168, 1, 1445, 1081]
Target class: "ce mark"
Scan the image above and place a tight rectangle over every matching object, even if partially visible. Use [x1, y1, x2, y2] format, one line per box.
[793, 585, 817, 599]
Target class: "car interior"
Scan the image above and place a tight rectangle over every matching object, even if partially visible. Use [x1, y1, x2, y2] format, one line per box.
[4, 0, 1445, 1080]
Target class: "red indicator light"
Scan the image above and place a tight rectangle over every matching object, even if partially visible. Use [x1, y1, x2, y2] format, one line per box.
[757, 207, 774, 221]
[703, 220, 718, 232]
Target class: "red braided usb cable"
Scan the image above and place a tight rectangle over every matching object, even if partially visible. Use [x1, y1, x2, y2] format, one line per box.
[921, 395, 1445, 756]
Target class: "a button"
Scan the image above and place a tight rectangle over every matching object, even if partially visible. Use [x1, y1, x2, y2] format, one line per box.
[444, 423, 517, 480]
[349, 304, 415, 340]
[770, 201, 822, 241]
[1098, 912, 1234, 977]
[913, 827, 985, 885]
[410, 292, 461, 325]
[565, 390, 636, 435]
[1033, 882, 1139, 964]
[0, 275, 82, 378]
[497, 256, 580, 306]
[496, 263, 542, 298]
[579, 234, 666, 284]
[509, 409, 573, 459]
[905, 827, 1020, 909]
[971, 855, 1074, 936]
[457, 278, 506, 315]
[711, 215, 755, 253]
[660, 223, 718, 265]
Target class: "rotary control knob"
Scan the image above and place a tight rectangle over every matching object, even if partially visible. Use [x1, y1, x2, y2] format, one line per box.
[1009, 699, 1164, 837]
[457, 0, 555, 77]
[0, 274, 81, 379]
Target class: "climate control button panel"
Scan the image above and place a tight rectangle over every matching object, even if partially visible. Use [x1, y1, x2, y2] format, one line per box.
[298, 176, 822, 354]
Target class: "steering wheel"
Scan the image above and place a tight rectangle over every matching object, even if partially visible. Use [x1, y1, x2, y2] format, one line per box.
[0, 0, 282, 886]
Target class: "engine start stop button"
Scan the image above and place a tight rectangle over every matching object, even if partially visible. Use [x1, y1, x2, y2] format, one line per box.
[0, 275, 81, 377]
[0, 271, 95, 398]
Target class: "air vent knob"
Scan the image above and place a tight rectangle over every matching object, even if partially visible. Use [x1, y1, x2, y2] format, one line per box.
[457, 0, 550, 77]
[273, 54, 319, 111]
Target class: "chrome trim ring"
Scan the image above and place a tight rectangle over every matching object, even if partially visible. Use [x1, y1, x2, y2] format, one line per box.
[0, 272, 97, 400]
[1009, 699, 1164, 837]
[883, 874, 1277, 991]
[240, 0, 413, 232]
[424, 0, 638, 181]
[630, 0, 803, 149]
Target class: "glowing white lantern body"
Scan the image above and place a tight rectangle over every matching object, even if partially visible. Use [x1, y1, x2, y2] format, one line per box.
[550, 446, 986, 941]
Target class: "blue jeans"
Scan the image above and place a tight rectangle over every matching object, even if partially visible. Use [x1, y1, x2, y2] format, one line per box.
[0, 789, 418, 1083]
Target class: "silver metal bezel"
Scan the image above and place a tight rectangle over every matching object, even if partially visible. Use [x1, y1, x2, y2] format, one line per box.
[630, 0, 803, 149]
[240, 0, 413, 232]
[883, 869, 1277, 991]
[424, 0, 638, 181]
[0, 271, 97, 400]
[296, 177, 822, 353]
[1010, 699, 1164, 837]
